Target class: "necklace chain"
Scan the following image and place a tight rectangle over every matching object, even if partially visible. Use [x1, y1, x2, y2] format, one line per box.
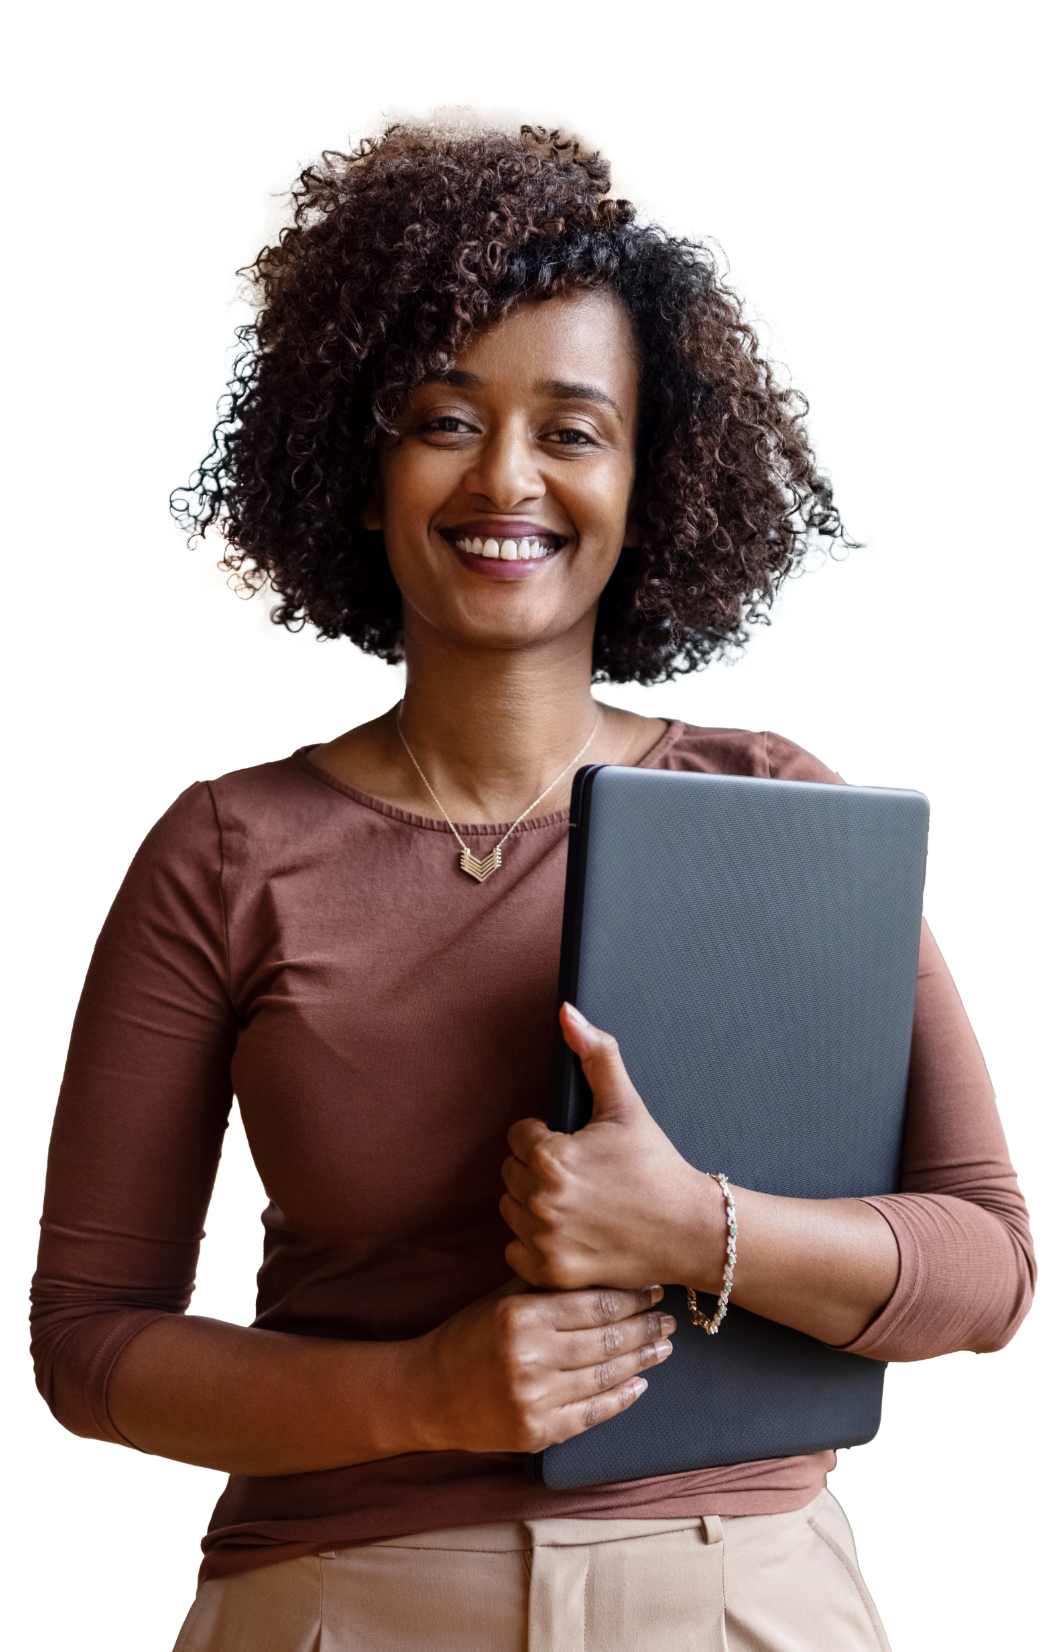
[396, 701, 602, 871]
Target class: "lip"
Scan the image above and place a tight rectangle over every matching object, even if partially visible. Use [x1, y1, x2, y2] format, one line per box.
[440, 518, 570, 548]
[437, 519, 570, 582]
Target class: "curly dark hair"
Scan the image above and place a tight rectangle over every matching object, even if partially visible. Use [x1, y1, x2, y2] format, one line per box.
[172, 123, 853, 683]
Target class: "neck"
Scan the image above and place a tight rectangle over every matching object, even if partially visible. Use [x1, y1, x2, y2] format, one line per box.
[398, 619, 599, 820]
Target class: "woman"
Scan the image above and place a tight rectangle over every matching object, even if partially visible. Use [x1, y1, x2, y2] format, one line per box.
[31, 125, 1034, 1651]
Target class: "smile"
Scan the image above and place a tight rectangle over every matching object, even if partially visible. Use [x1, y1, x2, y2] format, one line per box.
[453, 535, 556, 562]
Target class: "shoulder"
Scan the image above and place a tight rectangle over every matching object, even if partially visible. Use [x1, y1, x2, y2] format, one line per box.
[99, 753, 340, 964]
[129, 752, 326, 885]
[651, 722, 845, 786]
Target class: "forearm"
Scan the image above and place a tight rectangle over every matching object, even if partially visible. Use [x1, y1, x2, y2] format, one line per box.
[107, 1313, 431, 1476]
[672, 1178, 900, 1348]
[503, 1009, 904, 1350]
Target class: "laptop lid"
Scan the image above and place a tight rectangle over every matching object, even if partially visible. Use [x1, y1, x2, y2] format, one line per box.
[533, 765, 928, 1489]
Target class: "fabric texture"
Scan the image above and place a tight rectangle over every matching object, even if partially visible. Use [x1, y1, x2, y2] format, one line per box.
[172, 1490, 890, 1652]
[30, 723, 1035, 1583]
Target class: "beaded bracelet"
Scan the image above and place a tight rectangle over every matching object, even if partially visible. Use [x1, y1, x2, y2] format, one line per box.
[686, 1173, 738, 1335]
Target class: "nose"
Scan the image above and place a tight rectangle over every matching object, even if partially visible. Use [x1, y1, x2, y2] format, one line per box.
[463, 420, 545, 511]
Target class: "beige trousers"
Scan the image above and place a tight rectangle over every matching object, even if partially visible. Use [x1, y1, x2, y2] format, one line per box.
[174, 1490, 890, 1652]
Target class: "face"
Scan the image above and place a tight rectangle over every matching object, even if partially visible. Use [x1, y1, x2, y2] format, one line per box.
[365, 289, 640, 657]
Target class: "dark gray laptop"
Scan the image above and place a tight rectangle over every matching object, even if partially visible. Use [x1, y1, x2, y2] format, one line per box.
[530, 764, 928, 1491]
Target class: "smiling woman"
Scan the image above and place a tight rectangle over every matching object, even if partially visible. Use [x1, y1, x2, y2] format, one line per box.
[31, 123, 1033, 1652]
[366, 293, 641, 636]
[172, 125, 846, 681]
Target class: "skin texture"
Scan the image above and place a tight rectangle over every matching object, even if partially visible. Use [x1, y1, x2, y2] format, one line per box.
[311, 289, 666, 819]
[108, 292, 897, 1476]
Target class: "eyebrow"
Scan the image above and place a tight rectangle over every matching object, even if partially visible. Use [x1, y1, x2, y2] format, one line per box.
[433, 370, 624, 422]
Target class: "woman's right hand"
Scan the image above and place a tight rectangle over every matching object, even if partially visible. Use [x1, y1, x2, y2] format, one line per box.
[412, 1280, 675, 1455]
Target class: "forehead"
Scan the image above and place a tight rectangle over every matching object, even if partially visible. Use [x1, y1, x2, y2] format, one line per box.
[450, 289, 639, 402]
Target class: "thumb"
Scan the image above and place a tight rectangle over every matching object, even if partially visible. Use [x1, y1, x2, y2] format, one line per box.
[560, 1002, 644, 1125]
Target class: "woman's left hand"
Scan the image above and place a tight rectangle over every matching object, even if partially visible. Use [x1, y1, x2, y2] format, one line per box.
[501, 1003, 720, 1291]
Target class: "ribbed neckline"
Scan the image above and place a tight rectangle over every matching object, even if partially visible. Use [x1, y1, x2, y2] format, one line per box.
[293, 719, 686, 837]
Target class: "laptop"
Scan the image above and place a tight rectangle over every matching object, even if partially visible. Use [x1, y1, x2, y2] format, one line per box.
[530, 764, 928, 1490]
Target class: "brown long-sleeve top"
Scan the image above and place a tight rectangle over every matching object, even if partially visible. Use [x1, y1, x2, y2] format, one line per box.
[30, 723, 1035, 1581]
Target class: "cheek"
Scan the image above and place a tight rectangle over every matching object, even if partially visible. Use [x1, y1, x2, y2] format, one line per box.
[568, 464, 636, 549]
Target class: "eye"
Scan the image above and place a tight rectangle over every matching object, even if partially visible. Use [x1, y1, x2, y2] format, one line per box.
[546, 428, 596, 447]
[423, 415, 474, 434]
[419, 422, 597, 449]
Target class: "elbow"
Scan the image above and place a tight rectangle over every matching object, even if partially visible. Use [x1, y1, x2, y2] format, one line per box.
[32, 1373, 111, 1443]
[30, 1345, 110, 1443]
[967, 1321, 1028, 1357]
[968, 1269, 1036, 1357]
[29, 1302, 171, 1447]
[971, 1333, 1017, 1356]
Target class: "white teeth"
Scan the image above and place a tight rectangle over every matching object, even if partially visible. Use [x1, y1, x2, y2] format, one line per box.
[453, 534, 556, 560]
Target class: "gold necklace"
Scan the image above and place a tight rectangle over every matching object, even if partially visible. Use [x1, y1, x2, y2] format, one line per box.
[396, 702, 602, 883]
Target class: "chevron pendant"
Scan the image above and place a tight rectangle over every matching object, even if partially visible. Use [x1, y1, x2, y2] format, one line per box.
[459, 844, 503, 882]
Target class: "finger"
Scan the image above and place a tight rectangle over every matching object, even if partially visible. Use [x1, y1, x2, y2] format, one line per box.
[540, 1284, 665, 1331]
[559, 1000, 628, 1067]
[506, 1117, 552, 1164]
[558, 1310, 678, 1374]
[500, 1201, 546, 1280]
[504, 1233, 548, 1287]
[550, 1374, 650, 1442]
[500, 1156, 534, 1203]
[499, 1191, 534, 1244]
[557, 1334, 673, 1402]
[559, 1003, 644, 1125]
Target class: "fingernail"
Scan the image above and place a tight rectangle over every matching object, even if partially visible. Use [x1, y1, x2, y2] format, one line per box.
[654, 1339, 673, 1359]
[632, 1378, 648, 1396]
[649, 1285, 664, 1299]
[563, 1001, 589, 1028]
[661, 1316, 677, 1335]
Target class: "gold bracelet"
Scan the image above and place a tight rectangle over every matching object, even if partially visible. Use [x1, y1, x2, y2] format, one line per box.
[686, 1173, 737, 1335]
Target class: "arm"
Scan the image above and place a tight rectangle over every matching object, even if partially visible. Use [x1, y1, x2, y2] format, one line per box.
[846, 920, 1035, 1359]
[502, 926, 1036, 1356]
[502, 1003, 899, 1348]
[31, 786, 673, 1476]
[107, 1315, 424, 1473]
[106, 1283, 674, 1475]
